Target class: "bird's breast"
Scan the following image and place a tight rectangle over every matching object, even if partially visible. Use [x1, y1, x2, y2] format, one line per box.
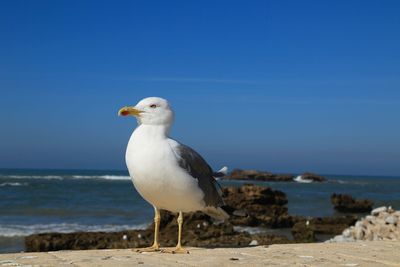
[124, 133, 204, 212]
[126, 137, 175, 180]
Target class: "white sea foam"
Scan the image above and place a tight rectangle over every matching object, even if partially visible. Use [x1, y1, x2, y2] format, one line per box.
[5, 175, 64, 180]
[0, 182, 28, 187]
[1, 175, 130, 181]
[328, 179, 369, 185]
[233, 226, 268, 234]
[293, 175, 313, 183]
[72, 175, 131, 180]
[0, 223, 149, 237]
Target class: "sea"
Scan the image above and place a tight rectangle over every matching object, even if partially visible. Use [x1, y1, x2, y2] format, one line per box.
[1, 169, 400, 253]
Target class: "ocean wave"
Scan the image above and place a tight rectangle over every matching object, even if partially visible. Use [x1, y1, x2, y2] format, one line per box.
[0, 223, 149, 237]
[72, 175, 131, 180]
[0, 175, 131, 181]
[0, 182, 28, 187]
[5, 175, 64, 180]
[328, 179, 369, 185]
[233, 226, 268, 235]
[293, 175, 313, 183]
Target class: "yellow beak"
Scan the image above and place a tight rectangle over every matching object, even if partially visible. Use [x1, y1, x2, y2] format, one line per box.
[118, 106, 143, 117]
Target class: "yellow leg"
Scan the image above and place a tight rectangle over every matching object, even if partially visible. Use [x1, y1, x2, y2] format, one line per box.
[162, 211, 189, 254]
[135, 207, 160, 252]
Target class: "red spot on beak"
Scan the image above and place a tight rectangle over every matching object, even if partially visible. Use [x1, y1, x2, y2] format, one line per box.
[120, 110, 130, 116]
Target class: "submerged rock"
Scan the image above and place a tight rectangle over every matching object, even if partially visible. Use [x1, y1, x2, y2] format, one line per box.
[331, 193, 373, 213]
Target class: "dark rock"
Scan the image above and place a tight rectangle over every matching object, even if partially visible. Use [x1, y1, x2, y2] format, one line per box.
[291, 222, 315, 243]
[222, 184, 293, 227]
[291, 215, 358, 243]
[166, 212, 290, 246]
[331, 193, 373, 213]
[227, 169, 294, 182]
[227, 170, 326, 183]
[25, 230, 151, 252]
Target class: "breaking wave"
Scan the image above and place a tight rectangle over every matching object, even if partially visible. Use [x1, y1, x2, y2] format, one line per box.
[72, 175, 131, 180]
[0, 182, 28, 187]
[5, 175, 64, 180]
[0, 223, 148, 237]
[0, 175, 131, 181]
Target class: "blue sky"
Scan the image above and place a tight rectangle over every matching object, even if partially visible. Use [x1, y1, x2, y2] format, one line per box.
[1, 1, 399, 175]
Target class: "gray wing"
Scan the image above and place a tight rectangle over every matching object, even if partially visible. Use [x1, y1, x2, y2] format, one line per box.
[175, 144, 224, 208]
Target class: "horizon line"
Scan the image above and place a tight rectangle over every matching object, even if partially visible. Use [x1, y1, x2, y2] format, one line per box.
[0, 167, 399, 178]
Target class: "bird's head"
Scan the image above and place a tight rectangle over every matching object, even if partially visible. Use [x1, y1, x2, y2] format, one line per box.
[118, 97, 174, 126]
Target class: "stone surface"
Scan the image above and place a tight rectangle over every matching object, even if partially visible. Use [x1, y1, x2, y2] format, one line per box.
[331, 193, 374, 213]
[371, 206, 387, 215]
[223, 184, 292, 227]
[328, 206, 400, 243]
[2, 241, 400, 267]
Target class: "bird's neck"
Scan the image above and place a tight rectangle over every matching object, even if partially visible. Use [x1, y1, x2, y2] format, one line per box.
[133, 124, 170, 140]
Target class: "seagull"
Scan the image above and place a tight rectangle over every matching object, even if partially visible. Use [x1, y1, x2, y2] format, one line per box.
[118, 97, 228, 254]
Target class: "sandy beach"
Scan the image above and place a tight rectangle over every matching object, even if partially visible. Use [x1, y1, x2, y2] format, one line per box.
[1, 241, 399, 267]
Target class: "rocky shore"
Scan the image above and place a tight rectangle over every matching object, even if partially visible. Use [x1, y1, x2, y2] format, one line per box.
[291, 215, 358, 242]
[331, 193, 373, 213]
[25, 218, 290, 252]
[26, 184, 293, 252]
[25, 184, 361, 252]
[225, 169, 326, 182]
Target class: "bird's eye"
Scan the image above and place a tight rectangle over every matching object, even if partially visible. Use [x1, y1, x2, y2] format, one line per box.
[150, 104, 157, 108]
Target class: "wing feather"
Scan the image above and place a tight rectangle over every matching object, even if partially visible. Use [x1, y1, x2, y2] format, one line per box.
[175, 144, 225, 208]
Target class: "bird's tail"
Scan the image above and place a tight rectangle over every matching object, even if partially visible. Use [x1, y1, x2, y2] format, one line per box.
[203, 206, 230, 221]
[206, 166, 229, 221]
